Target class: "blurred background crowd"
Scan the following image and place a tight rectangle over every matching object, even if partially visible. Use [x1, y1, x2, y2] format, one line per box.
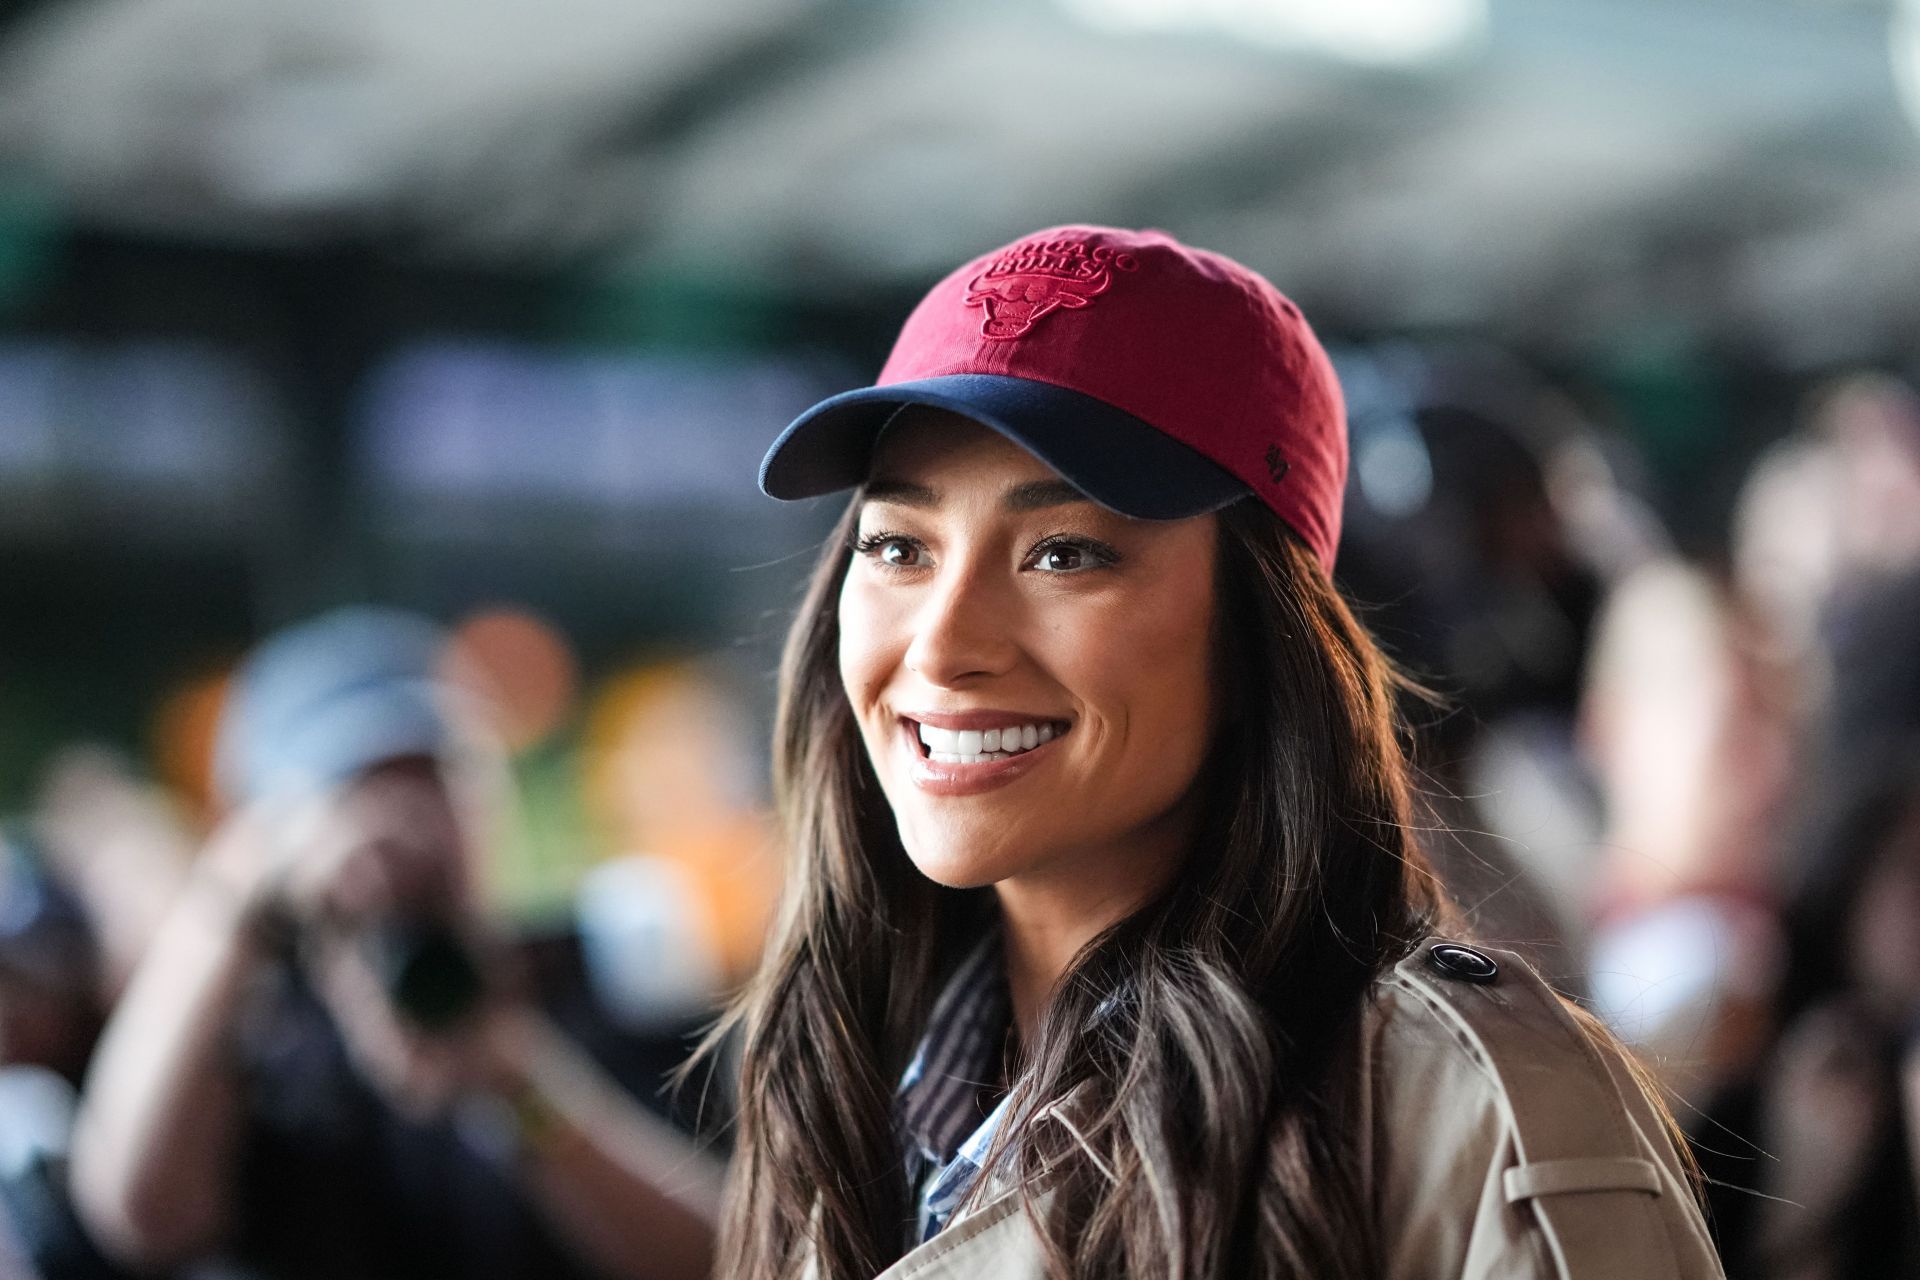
[3, 1, 1920, 1278]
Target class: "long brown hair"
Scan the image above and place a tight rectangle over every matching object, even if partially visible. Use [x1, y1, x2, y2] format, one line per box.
[700, 494, 1449, 1278]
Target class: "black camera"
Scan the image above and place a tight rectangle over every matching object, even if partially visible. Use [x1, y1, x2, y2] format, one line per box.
[363, 920, 485, 1033]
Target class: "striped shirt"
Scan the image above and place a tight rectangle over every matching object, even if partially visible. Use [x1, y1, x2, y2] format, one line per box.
[895, 928, 1016, 1245]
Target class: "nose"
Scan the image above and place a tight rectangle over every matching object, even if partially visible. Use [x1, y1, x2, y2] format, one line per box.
[902, 554, 1020, 687]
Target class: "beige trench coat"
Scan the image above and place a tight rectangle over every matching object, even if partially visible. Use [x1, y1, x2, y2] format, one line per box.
[797, 940, 1724, 1280]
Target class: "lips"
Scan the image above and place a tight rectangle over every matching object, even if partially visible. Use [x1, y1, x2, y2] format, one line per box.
[893, 714, 1070, 797]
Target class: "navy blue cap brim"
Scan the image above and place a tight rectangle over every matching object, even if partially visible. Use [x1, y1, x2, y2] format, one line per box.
[758, 374, 1250, 521]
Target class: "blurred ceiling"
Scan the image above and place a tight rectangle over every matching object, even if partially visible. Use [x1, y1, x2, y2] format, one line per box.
[1, 0, 1917, 363]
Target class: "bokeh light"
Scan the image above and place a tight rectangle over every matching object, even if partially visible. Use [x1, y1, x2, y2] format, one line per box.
[442, 606, 580, 752]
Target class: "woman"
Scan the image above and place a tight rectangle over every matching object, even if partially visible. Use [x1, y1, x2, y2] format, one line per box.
[706, 226, 1721, 1279]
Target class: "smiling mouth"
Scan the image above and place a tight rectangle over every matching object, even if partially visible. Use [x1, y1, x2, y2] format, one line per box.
[905, 718, 1073, 765]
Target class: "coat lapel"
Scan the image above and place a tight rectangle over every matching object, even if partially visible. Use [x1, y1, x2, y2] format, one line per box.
[872, 1186, 1048, 1279]
[795, 1083, 1096, 1278]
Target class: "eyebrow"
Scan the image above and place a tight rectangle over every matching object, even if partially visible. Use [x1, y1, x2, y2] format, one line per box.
[861, 478, 1092, 512]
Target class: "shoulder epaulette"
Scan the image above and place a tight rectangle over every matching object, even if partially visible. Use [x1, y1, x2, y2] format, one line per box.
[1386, 940, 1695, 1280]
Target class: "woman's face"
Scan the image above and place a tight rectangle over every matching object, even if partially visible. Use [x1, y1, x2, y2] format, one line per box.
[836, 409, 1220, 899]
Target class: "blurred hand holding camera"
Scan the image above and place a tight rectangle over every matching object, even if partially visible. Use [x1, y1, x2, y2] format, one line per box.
[188, 757, 515, 1122]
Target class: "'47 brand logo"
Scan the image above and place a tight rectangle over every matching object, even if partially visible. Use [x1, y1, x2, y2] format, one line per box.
[965, 238, 1139, 340]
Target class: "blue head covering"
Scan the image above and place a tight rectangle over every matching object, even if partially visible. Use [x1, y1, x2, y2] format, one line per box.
[215, 607, 458, 805]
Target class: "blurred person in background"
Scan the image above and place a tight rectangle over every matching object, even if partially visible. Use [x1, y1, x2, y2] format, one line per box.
[1339, 364, 1628, 988]
[1733, 373, 1920, 677]
[1579, 561, 1790, 1079]
[1, 746, 250, 1280]
[1727, 546, 1920, 1279]
[1772, 375, 1920, 787]
[1742, 745, 1920, 1280]
[1575, 559, 1792, 1272]
[0, 829, 98, 1104]
[66, 607, 721, 1280]
[0, 826, 128, 1280]
[1576, 370, 1920, 1272]
[26, 748, 198, 1004]
[1577, 373, 1920, 1067]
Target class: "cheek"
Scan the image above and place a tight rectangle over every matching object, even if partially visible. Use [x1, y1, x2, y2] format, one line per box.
[835, 577, 890, 730]
[1072, 584, 1218, 779]
[1138, 617, 1217, 760]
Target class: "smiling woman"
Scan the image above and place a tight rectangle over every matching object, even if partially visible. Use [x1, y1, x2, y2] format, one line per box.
[840, 415, 1224, 1043]
[692, 226, 1725, 1280]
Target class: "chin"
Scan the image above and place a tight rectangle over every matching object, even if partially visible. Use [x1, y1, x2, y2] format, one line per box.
[896, 826, 1026, 890]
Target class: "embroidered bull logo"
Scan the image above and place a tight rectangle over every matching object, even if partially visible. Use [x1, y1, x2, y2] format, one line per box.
[964, 243, 1138, 340]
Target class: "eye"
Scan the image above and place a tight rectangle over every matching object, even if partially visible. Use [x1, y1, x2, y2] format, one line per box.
[851, 530, 926, 569]
[1037, 545, 1084, 572]
[1026, 536, 1119, 574]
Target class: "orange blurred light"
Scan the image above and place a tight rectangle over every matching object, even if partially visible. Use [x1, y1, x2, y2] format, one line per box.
[443, 606, 579, 751]
[149, 667, 233, 828]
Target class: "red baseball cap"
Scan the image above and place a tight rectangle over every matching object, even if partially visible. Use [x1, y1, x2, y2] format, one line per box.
[759, 224, 1348, 572]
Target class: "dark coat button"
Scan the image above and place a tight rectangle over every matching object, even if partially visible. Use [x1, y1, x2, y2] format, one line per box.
[1426, 942, 1499, 984]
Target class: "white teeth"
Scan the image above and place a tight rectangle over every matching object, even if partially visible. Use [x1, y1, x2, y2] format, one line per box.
[916, 719, 1066, 763]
